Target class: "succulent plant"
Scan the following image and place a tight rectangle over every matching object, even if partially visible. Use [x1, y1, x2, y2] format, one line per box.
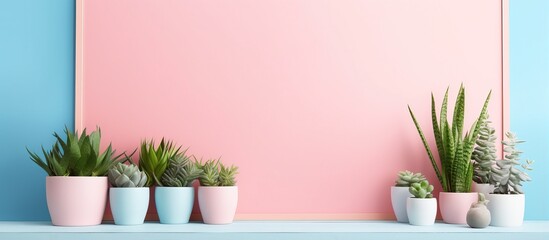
[198, 159, 238, 187]
[160, 154, 203, 187]
[27, 127, 124, 176]
[409, 85, 491, 192]
[471, 116, 497, 184]
[395, 170, 426, 187]
[490, 132, 533, 194]
[108, 162, 148, 187]
[138, 138, 182, 186]
[409, 180, 434, 198]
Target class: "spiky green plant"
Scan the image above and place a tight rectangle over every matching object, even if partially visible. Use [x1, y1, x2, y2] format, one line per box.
[395, 170, 426, 187]
[198, 159, 238, 186]
[490, 132, 533, 194]
[471, 116, 497, 184]
[108, 162, 148, 187]
[160, 154, 203, 187]
[408, 85, 491, 192]
[138, 138, 182, 186]
[409, 180, 434, 198]
[27, 127, 124, 176]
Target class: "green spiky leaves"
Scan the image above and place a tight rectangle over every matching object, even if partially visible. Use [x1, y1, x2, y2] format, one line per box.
[408, 85, 491, 192]
[409, 180, 434, 198]
[161, 154, 203, 187]
[395, 170, 426, 187]
[108, 162, 148, 187]
[199, 159, 238, 186]
[472, 116, 497, 184]
[138, 138, 182, 186]
[27, 127, 124, 176]
[490, 132, 533, 194]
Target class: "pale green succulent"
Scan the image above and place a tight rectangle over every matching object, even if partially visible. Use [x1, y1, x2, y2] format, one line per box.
[471, 116, 497, 184]
[27, 127, 124, 176]
[409, 85, 491, 192]
[108, 162, 148, 187]
[138, 138, 182, 186]
[160, 154, 203, 187]
[409, 180, 434, 198]
[198, 159, 238, 187]
[490, 132, 533, 194]
[395, 170, 426, 187]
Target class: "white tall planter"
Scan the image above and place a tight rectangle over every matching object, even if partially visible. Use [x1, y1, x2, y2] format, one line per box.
[406, 198, 437, 226]
[391, 186, 412, 222]
[487, 194, 525, 227]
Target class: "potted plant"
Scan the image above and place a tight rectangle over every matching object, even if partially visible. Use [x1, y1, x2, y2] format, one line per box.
[408, 85, 491, 224]
[156, 154, 203, 224]
[108, 161, 149, 225]
[138, 138, 182, 221]
[391, 171, 426, 222]
[488, 132, 533, 227]
[406, 180, 436, 226]
[198, 159, 239, 224]
[27, 127, 123, 226]
[471, 116, 497, 195]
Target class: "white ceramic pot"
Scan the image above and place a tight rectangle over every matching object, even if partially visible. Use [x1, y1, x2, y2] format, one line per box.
[391, 186, 412, 222]
[439, 192, 478, 224]
[487, 193, 525, 227]
[406, 197, 437, 226]
[472, 183, 494, 196]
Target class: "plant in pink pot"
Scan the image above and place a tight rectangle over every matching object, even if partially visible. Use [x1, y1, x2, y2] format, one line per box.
[408, 85, 491, 224]
[27, 127, 124, 226]
[198, 159, 239, 224]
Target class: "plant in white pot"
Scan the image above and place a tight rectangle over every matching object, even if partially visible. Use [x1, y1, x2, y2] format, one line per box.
[108, 161, 149, 225]
[27, 127, 124, 226]
[488, 132, 533, 227]
[156, 154, 203, 224]
[408, 85, 491, 224]
[406, 180, 437, 226]
[471, 116, 497, 195]
[391, 171, 426, 222]
[198, 159, 239, 224]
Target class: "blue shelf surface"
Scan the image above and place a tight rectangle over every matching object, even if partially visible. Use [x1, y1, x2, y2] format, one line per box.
[1, 221, 548, 240]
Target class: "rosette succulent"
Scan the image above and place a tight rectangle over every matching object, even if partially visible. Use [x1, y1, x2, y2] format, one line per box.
[395, 171, 426, 187]
[409, 180, 434, 198]
[108, 162, 148, 187]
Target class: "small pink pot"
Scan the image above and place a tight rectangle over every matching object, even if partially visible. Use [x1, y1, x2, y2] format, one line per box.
[198, 186, 238, 224]
[439, 192, 478, 224]
[46, 176, 108, 226]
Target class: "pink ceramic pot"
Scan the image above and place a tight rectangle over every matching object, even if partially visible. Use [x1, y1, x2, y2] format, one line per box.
[198, 186, 238, 224]
[439, 192, 478, 224]
[46, 176, 108, 226]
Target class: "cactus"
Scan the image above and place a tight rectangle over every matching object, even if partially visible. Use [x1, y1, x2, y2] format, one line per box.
[199, 159, 238, 187]
[490, 132, 533, 194]
[108, 162, 148, 187]
[471, 116, 497, 184]
[395, 170, 426, 187]
[160, 154, 203, 187]
[409, 180, 434, 198]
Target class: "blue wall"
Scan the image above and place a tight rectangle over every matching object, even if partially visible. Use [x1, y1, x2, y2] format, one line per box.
[0, 0, 75, 220]
[510, 0, 549, 220]
[0, 0, 547, 220]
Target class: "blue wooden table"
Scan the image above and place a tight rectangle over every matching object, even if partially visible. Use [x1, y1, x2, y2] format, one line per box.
[1, 221, 548, 240]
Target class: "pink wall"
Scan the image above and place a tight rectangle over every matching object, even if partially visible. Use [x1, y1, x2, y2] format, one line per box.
[79, 0, 504, 219]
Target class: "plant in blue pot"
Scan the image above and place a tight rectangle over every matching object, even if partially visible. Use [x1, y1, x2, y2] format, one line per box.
[108, 161, 149, 225]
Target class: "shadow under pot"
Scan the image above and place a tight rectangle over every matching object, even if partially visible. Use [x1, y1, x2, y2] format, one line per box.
[109, 187, 150, 225]
[198, 186, 238, 224]
[155, 186, 194, 224]
[46, 176, 108, 226]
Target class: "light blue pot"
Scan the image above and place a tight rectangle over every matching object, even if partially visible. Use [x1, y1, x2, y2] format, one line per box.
[109, 187, 150, 225]
[155, 187, 194, 224]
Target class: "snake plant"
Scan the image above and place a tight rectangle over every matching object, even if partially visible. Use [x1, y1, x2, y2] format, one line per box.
[408, 85, 491, 192]
[27, 127, 124, 176]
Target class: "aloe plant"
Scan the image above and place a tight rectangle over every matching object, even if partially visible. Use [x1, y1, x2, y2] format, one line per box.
[138, 138, 182, 186]
[198, 159, 238, 186]
[27, 127, 124, 176]
[160, 155, 203, 187]
[408, 85, 491, 192]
